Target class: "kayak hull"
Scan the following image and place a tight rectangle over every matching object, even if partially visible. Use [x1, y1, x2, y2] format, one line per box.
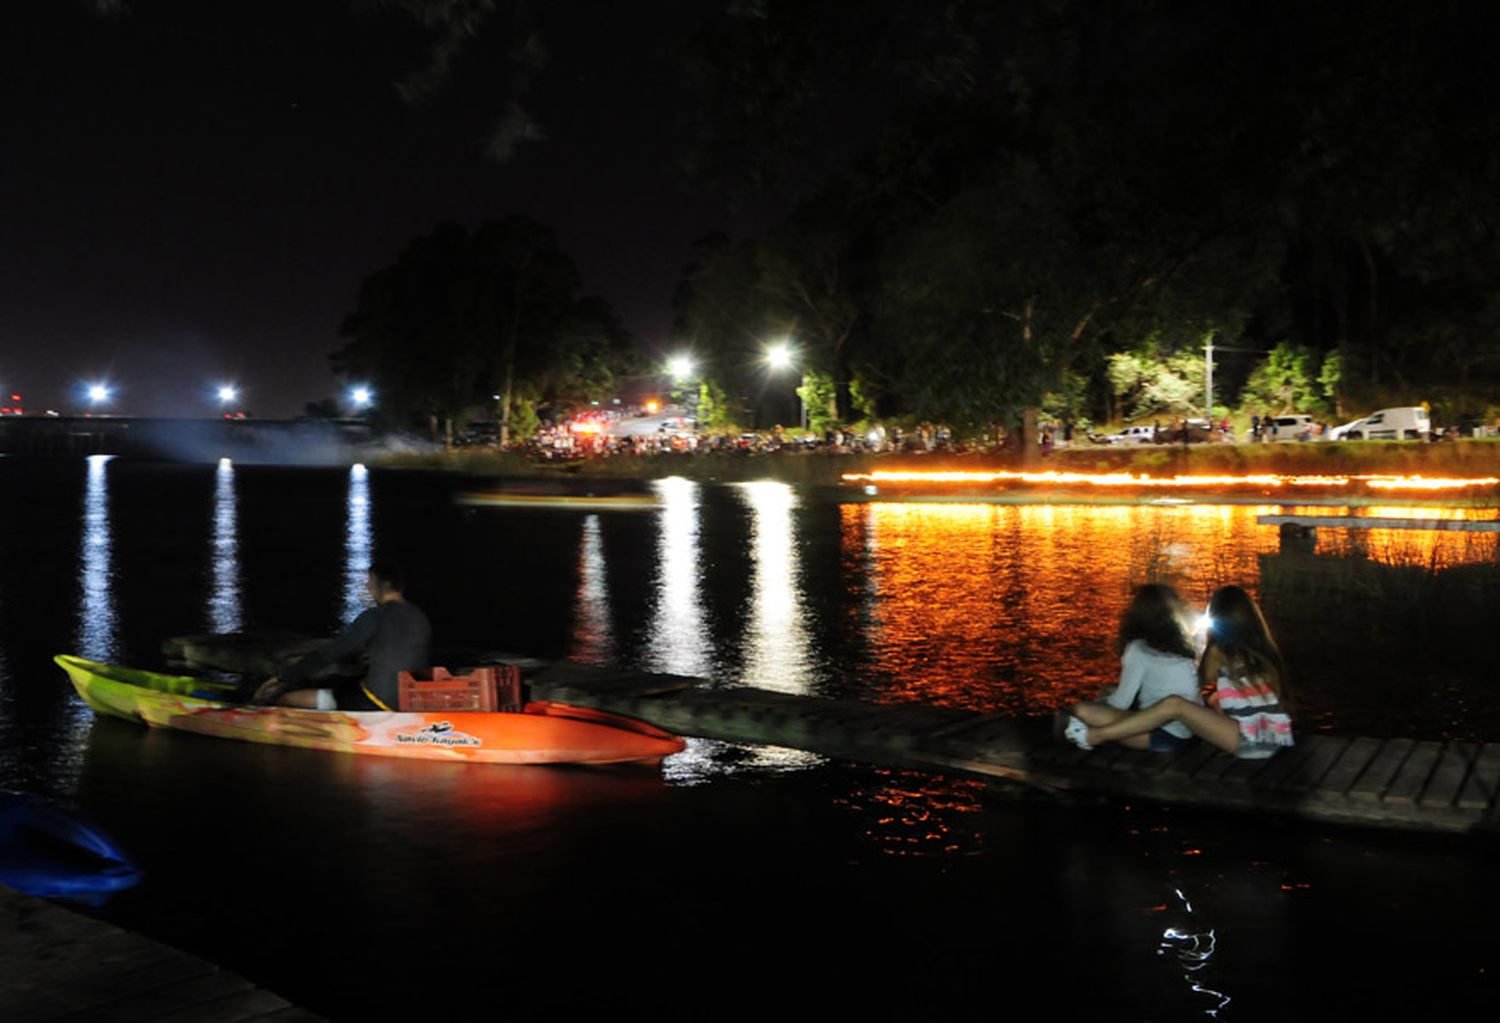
[54, 655, 686, 766]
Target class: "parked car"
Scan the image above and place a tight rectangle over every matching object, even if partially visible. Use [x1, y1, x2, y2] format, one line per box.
[1329, 406, 1430, 441]
[1103, 425, 1158, 444]
[1265, 414, 1318, 441]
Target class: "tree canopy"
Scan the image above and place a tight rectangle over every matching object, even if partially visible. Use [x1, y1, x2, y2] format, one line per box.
[335, 217, 630, 439]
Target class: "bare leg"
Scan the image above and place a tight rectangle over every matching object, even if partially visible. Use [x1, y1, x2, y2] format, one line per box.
[1084, 696, 1242, 753]
[1069, 701, 1151, 749]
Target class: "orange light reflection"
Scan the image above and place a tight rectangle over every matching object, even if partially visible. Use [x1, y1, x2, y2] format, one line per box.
[842, 469, 1499, 492]
[843, 501, 1500, 714]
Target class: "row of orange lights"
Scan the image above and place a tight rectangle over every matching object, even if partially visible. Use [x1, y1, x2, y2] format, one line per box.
[840, 469, 1500, 491]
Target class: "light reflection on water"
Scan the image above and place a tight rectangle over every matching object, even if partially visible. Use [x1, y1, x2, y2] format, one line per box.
[646, 477, 710, 676]
[341, 463, 372, 624]
[77, 454, 117, 661]
[569, 514, 613, 663]
[736, 481, 812, 693]
[207, 457, 241, 633]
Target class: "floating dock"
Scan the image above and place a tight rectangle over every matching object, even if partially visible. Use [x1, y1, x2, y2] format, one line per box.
[0, 884, 320, 1021]
[527, 663, 1500, 836]
[162, 634, 1500, 836]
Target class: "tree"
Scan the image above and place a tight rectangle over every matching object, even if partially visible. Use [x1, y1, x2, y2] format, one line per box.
[1238, 343, 1337, 417]
[335, 217, 630, 442]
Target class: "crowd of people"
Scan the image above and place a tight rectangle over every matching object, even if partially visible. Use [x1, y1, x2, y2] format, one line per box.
[514, 417, 967, 461]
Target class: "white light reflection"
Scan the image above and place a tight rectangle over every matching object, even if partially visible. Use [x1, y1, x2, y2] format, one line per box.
[662, 738, 824, 785]
[342, 463, 372, 624]
[569, 514, 614, 663]
[1157, 887, 1231, 1017]
[646, 478, 710, 676]
[737, 480, 812, 693]
[77, 455, 118, 661]
[208, 458, 242, 632]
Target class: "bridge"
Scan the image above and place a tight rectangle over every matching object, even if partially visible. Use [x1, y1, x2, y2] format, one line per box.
[0, 416, 372, 462]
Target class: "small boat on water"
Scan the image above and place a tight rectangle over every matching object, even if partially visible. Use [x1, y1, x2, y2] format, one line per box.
[54, 655, 686, 766]
[454, 485, 659, 511]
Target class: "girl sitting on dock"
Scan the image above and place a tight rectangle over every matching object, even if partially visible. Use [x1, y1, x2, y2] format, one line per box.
[1063, 585, 1294, 758]
[1059, 584, 1202, 752]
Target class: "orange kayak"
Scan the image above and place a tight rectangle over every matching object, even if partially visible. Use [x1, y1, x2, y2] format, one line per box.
[54, 654, 686, 766]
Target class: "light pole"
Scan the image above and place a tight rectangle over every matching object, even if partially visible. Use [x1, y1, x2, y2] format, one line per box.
[764, 341, 803, 429]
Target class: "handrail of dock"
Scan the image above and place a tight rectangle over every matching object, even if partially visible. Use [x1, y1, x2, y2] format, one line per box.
[1258, 513, 1500, 532]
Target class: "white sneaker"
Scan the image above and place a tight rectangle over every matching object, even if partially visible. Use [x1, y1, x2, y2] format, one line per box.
[1063, 716, 1093, 750]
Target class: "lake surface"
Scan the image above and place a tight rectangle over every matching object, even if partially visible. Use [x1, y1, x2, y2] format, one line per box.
[1, 456, 1497, 1019]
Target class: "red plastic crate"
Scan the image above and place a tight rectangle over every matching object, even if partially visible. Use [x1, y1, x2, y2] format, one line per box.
[397, 665, 524, 713]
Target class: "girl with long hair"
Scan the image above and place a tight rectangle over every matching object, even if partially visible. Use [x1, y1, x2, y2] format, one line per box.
[1063, 585, 1293, 757]
[1058, 583, 1202, 752]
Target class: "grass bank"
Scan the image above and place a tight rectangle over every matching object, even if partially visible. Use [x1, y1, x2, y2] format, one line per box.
[377, 440, 1500, 485]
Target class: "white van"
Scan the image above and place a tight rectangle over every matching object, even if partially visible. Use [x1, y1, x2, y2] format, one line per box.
[1266, 414, 1317, 441]
[1329, 406, 1430, 441]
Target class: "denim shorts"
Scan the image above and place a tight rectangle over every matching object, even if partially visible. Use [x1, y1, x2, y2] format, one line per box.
[1149, 728, 1194, 753]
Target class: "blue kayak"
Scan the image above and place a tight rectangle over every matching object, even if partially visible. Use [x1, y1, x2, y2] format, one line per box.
[0, 792, 140, 900]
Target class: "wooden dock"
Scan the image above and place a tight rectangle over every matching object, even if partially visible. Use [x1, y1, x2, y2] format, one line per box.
[1259, 513, 1500, 532]
[528, 663, 1500, 836]
[0, 884, 320, 1022]
[160, 634, 1500, 836]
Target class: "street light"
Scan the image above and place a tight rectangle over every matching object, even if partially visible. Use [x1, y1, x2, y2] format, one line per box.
[217, 384, 239, 404]
[762, 340, 804, 429]
[86, 383, 111, 406]
[667, 354, 695, 382]
[349, 386, 373, 411]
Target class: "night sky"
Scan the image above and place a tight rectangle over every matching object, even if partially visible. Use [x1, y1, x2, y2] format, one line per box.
[1, 1, 780, 417]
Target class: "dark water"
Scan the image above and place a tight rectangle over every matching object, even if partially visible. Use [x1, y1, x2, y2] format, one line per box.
[1, 456, 1497, 1019]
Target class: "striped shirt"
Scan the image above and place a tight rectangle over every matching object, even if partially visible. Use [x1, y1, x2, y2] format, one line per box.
[1214, 667, 1293, 746]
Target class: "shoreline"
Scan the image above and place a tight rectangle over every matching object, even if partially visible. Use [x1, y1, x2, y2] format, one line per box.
[375, 442, 1500, 505]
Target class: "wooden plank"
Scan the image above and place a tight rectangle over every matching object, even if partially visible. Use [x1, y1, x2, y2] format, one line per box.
[1458, 743, 1500, 811]
[922, 710, 1006, 739]
[49, 969, 258, 1023]
[1188, 748, 1239, 783]
[1419, 742, 1479, 809]
[1348, 738, 1414, 803]
[956, 717, 1031, 749]
[1108, 748, 1159, 773]
[152, 987, 293, 1023]
[1081, 745, 1130, 770]
[1160, 740, 1220, 778]
[1311, 736, 1384, 803]
[257, 1007, 326, 1022]
[1384, 741, 1444, 806]
[1249, 739, 1325, 791]
[1280, 735, 1353, 794]
[1219, 753, 1276, 786]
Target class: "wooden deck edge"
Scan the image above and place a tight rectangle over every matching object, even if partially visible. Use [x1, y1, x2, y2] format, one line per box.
[0, 884, 321, 1021]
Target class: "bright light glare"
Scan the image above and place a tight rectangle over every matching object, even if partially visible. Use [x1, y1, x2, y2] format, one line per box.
[87, 384, 110, 403]
[765, 342, 793, 370]
[217, 385, 238, 403]
[350, 386, 373, 407]
[668, 355, 695, 380]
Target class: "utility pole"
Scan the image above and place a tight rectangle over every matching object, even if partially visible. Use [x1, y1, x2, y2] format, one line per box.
[1204, 334, 1215, 421]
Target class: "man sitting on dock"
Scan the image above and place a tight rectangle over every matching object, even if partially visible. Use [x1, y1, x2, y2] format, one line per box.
[252, 559, 431, 711]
